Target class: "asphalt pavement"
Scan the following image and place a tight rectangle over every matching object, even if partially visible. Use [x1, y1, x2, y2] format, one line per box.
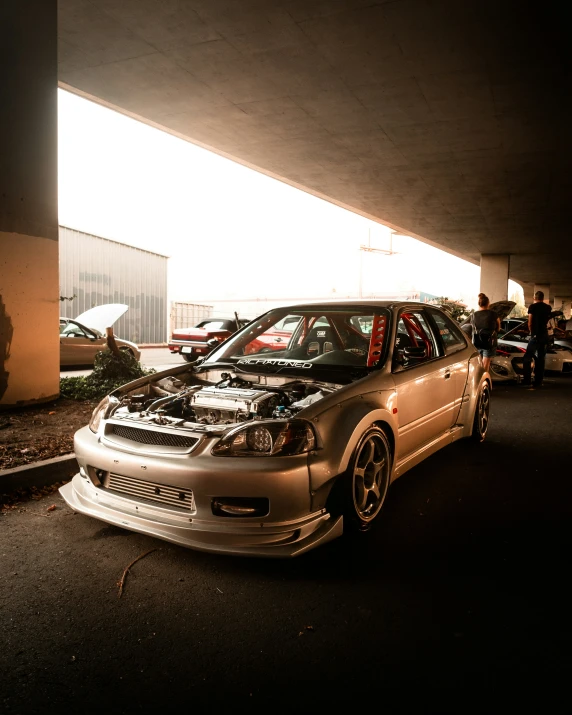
[60, 347, 184, 377]
[2, 376, 571, 712]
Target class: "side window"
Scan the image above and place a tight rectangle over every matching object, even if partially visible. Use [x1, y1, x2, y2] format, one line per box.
[429, 309, 467, 355]
[393, 309, 440, 370]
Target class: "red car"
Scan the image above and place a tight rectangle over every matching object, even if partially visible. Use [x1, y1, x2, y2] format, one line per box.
[169, 318, 249, 362]
[244, 316, 301, 354]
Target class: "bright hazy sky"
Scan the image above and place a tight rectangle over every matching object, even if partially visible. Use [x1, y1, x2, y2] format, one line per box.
[58, 89, 520, 311]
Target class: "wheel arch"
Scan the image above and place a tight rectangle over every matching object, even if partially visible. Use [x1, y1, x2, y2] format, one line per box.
[371, 419, 395, 460]
[308, 401, 398, 509]
[337, 409, 396, 477]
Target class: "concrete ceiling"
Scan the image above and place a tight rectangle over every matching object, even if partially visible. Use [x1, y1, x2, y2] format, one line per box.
[57, 0, 572, 296]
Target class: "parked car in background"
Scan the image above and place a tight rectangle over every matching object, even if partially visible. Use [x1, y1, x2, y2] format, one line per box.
[461, 301, 522, 382]
[501, 315, 572, 351]
[169, 318, 249, 363]
[60, 304, 140, 367]
[60, 300, 491, 558]
[500, 322, 572, 373]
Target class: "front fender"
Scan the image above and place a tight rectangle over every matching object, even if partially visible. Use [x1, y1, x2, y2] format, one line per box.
[307, 392, 397, 510]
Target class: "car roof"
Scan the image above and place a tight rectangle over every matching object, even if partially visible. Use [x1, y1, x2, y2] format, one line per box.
[271, 299, 431, 311]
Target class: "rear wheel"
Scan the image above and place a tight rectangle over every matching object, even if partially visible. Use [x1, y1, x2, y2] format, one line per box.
[329, 426, 392, 532]
[471, 382, 490, 442]
[182, 353, 195, 363]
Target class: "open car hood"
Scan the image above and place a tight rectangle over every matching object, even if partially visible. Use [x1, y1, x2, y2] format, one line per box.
[461, 300, 516, 326]
[489, 300, 516, 321]
[73, 304, 128, 334]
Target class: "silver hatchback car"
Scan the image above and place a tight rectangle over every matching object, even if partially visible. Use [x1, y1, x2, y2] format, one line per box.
[60, 301, 490, 557]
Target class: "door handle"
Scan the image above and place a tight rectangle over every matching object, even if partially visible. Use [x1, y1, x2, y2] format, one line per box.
[444, 371, 451, 379]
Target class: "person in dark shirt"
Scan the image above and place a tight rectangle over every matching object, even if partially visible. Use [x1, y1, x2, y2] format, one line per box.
[522, 290, 552, 388]
[471, 293, 501, 372]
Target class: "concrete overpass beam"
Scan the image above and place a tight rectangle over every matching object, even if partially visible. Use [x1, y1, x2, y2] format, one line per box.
[0, 1, 59, 407]
[480, 254, 510, 303]
[534, 284, 550, 303]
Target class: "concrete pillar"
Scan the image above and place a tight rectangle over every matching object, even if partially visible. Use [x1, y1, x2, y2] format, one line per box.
[480, 254, 509, 303]
[0, 1, 59, 407]
[534, 284, 550, 303]
[522, 284, 535, 309]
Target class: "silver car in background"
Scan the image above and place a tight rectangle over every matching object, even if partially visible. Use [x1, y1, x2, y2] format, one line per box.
[60, 301, 490, 557]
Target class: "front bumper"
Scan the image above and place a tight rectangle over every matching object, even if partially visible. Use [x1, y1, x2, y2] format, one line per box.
[59, 476, 342, 557]
[60, 425, 342, 557]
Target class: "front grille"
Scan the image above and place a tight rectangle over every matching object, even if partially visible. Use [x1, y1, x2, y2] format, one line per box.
[109, 424, 198, 450]
[103, 473, 195, 511]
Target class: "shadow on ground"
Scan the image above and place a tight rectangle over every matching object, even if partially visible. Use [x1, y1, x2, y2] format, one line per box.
[1, 377, 570, 712]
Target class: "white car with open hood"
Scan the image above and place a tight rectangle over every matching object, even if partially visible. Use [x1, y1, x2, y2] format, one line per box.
[60, 304, 141, 367]
[60, 300, 490, 557]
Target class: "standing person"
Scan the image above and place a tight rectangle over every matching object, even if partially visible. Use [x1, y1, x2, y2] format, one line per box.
[522, 291, 552, 388]
[470, 293, 501, 373]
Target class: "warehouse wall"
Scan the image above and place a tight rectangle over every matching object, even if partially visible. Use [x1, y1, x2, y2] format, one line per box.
[59, 226, 167, 344]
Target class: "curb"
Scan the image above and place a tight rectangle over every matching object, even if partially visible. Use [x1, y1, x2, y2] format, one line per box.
[0, 454, 78, 493]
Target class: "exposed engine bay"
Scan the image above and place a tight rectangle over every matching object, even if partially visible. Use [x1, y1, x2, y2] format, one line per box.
[108, 370, 340, 432]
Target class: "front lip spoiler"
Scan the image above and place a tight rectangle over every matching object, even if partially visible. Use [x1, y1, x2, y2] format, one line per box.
[59, 476, 343, 558]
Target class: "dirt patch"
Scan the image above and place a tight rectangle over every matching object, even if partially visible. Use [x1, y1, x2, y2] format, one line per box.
[0, 481, 68, 511]
[0, 398, 95, 470]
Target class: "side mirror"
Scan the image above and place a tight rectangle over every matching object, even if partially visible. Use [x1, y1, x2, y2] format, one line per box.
[403, 346, 427, 361]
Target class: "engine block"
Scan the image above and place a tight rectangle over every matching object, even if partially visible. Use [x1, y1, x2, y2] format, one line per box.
[190, 386, 279, 423]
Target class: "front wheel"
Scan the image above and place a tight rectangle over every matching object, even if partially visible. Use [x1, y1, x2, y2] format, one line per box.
[471, 382, 490, 442]
[329, 426, 392, 532]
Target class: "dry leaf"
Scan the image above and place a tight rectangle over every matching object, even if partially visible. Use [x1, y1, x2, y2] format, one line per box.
[47, 504, 57, 512]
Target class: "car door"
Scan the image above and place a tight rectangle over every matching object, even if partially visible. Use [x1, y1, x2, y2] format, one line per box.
[391, 308, 456, 459]
[60, 321, 102, 366]
[426, 308, 471, 423]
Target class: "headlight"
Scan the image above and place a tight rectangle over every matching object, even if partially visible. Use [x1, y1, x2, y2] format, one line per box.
[89, 396, 110, 434]
[212, 419, 316, 457]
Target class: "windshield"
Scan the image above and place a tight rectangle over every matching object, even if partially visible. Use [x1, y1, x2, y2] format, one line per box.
[59, 320, 94, 338]
[202, 306, 391, 374]
[502, 324, 530, 342]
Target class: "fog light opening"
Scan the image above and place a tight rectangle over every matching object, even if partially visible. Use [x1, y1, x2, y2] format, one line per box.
[212, 498, 269, 518]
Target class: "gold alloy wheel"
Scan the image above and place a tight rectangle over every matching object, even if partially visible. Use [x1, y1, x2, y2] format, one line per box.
[351, 429, 391, 524]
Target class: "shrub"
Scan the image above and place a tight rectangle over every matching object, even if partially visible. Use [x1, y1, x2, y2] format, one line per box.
[60, 349, 155, 401]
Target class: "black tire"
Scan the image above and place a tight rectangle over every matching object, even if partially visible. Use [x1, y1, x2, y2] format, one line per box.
[182, 353, 195, 363]
[328, 425, 392, 532]
[471, 382, 490, 442]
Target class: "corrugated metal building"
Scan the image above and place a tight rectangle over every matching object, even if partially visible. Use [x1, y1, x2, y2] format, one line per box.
[169, 302, 213, 332]
[59, 226, 168, 344]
